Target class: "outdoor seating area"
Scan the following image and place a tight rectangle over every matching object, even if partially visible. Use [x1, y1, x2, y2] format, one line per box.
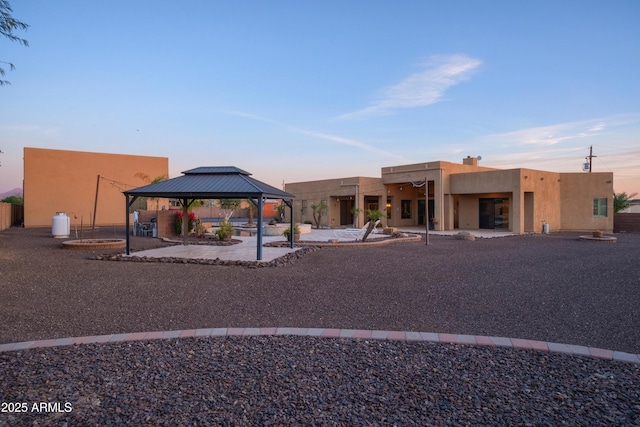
[135, 222, 155, 237]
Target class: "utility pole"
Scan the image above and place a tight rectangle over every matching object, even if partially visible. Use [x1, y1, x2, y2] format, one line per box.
[586, 145, 596, 172]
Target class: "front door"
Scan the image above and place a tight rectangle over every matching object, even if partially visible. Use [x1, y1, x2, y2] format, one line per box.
[339, 200, 354, 226]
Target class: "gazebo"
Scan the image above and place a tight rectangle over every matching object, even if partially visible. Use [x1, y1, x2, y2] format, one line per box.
[123, 166, 295, 260]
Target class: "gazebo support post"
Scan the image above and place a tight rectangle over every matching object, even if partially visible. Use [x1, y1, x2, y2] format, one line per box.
[125, 195, 139, 256]
[281, 199, 294, 249]
[256, 197, 263, 260]
[182, 198, 189, 246]
[290, 201, 294, 249]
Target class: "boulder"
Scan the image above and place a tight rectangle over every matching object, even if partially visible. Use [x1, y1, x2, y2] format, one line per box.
[454, 231, 476, 241]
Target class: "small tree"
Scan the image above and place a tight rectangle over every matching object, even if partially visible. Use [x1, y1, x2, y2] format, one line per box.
[246, 199, 255, 225]
[1, 194, 22, 205]
[311, 200, 328, 228]
[276, 203, 286, 222]
[362, 209, 384, 242]
[614, 192, 638, 213]
[351, 207, 362, 227]
[218, 199, 242, 222]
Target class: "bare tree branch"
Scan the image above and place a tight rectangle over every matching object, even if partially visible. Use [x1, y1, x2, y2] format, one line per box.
[0, 0, 29, 86]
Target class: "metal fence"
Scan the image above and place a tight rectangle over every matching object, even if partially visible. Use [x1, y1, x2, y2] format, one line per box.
[614, 213, 640, 233]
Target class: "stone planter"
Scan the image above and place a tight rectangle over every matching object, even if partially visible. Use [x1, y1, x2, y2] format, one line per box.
[592, 230, 604, 238]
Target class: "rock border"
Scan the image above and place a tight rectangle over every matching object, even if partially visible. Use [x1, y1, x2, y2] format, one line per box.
[92, 246, 320, 268]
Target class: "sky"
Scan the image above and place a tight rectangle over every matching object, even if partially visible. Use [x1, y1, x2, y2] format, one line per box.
[1, 0, 639, 195]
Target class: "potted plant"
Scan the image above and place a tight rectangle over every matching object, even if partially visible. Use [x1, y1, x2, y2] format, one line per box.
[215, 220, 235, 241]
[283, 223, 300, 242]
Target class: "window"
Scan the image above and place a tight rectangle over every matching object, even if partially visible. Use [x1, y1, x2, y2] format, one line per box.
[593, 198, 608, 217]
[401, 200, 412, 219]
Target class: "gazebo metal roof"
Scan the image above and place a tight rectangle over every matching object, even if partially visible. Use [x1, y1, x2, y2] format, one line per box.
[124, 166, 293, 200]
[123, 166, 295, 260]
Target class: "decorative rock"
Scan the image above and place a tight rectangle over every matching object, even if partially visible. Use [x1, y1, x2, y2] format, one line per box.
[454, 232, 476, 241]
[2, 336, 639, 425]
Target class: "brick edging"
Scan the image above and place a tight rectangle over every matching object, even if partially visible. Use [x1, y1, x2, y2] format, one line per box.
[1, 328, 638, 365]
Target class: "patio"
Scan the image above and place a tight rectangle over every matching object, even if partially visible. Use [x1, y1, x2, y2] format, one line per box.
[126, 227, 515, 262]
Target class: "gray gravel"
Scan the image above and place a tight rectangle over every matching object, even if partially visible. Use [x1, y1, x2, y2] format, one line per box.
[1, 227, 640, 425]
[2, 336, 640, 426]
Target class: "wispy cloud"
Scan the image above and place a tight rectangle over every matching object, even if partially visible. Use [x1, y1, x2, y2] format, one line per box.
[288, 128, 407, 161]
[481, 113, 640, 148]
[472, 114, 640, 177]
[336, 54, 482, 120]
[223, 110, 408, 162]
[481, 119, 613, 148]
[221, 110, 283, 126]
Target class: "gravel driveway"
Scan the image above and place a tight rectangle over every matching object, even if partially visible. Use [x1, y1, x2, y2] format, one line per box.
[1, 227, 639, 425]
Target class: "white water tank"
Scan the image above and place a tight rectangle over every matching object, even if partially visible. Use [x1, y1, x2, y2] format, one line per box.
[52, 212, 70, 238]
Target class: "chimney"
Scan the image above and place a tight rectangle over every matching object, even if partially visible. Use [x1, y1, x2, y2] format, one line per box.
[463, 156, 478, 167]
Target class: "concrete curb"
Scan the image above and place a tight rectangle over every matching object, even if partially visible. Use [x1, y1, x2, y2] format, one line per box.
[1, 328, 638, 365]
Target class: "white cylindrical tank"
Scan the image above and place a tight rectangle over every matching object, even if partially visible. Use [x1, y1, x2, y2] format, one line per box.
[52, 212, 70, 238]
[543, 222, 549, 234]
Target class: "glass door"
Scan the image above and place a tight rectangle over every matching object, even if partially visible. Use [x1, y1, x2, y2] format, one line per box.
[479, 198, 509, 229]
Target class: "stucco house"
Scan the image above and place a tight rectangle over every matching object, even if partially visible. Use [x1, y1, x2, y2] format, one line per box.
[285, 157, 614, 234]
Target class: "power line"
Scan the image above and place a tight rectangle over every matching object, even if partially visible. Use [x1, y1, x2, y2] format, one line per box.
[99, 176, 138, 192]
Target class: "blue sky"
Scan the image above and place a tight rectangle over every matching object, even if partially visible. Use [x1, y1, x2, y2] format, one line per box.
[1, 0, 639, 194]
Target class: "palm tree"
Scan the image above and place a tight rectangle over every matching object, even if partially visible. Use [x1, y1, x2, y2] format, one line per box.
[133, 172, 168, 210]
[614, 192, 638, 213]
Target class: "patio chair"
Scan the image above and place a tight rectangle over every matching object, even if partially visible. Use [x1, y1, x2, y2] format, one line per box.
[334, 220, 381, 240]
[334, 222, 370, 240]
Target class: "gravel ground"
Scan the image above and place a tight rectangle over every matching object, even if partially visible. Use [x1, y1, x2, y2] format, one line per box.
[1, 227, 639, 425]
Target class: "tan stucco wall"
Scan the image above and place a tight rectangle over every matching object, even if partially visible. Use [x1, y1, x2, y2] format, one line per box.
[24, 147, 168, 227]
[560, 172, 614, 232]
[285, 176, 385, 227]
[451, 169, 563, 234]
[451, 168, 613, 233]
